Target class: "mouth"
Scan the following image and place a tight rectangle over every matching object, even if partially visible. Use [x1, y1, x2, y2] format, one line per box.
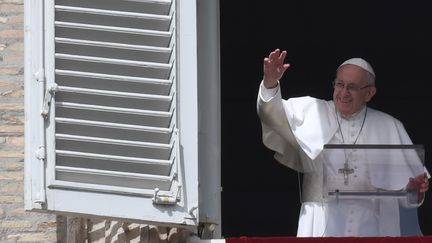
[338, 98, 352, 104]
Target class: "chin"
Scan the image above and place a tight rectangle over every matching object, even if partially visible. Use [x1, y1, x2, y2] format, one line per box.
[336, 106, 353, 116]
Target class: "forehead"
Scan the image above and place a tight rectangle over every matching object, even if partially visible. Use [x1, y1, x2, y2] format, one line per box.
[336, 64, 368, 83]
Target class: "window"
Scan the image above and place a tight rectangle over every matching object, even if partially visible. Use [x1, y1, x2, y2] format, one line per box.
[24, 0, 220, 233]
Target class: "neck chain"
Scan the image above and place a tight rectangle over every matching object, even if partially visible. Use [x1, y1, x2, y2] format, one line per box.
[336, 107, 368, 144]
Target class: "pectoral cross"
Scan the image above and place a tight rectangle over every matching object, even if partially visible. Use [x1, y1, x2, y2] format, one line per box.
[338, 162, 354, 185]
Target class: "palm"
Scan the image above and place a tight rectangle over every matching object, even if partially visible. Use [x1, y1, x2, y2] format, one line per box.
[263, 49, 290, 88]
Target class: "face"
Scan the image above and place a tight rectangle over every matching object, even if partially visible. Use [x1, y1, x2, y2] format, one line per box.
[333, 64, 376, 117]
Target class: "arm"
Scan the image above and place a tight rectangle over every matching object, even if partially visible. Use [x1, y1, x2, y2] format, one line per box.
[258, 49, 297, 145]
[257, 49, 308, 172]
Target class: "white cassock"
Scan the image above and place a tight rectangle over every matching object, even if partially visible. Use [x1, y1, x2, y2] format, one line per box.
[257, 81, 427, 237]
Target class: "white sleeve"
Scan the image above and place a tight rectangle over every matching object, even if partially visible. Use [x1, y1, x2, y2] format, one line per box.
[259, 81, 279, 101]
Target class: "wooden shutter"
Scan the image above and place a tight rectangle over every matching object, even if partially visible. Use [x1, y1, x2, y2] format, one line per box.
[25, 0, 201, 226]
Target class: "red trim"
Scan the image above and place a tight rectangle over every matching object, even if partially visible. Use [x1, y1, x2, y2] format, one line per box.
[226, 236, 432, 243]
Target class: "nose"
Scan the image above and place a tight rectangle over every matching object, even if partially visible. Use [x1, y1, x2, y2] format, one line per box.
[340, 86, 352, 96]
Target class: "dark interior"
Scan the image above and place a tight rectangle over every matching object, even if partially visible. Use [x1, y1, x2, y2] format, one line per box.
[220, 1, 432, 237]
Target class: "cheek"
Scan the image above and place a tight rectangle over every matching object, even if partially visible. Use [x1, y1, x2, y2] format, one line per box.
[332, 90, 338, 100]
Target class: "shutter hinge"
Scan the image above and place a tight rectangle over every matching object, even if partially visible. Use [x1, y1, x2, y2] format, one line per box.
[34, 69, 45, 83]
[34, 189, 46, 205]
[152, 185, 181, 205]
[35, 146, 46, 160]
[41, 84, 58, 119]
[34, 145, 46, 205]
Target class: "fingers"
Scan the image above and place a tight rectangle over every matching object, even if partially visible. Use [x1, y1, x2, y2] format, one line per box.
[408, 176, 429, 193]
[264, 49, 290, 71]
[267, 49, 287, 65]
[279, 50, 287, 63]
[421, 177, 429, 193]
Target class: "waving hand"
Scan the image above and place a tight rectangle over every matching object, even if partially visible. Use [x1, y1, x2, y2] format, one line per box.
[263, 49, 291, 89]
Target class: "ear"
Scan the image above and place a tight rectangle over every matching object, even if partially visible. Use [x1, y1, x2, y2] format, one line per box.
[365, 86, 376, 102]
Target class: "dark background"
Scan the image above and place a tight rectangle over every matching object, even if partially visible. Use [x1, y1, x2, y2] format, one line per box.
[219, 0, 432, 237]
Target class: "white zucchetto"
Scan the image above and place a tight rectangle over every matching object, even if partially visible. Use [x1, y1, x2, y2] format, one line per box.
[338, 58, 375, 78]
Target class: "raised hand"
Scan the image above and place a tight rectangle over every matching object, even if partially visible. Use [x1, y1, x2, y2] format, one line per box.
[263, 49, 291, 89]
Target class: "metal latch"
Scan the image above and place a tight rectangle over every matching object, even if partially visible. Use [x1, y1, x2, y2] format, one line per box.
[152, 186, 181, 205]
[41, 84, 58, 119]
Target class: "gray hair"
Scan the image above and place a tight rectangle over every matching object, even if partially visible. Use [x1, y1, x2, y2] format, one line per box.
[366, 71, 375, 85]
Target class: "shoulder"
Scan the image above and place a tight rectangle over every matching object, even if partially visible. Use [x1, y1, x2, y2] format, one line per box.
[366, 106, 412, 143]
[283, 96, 336, 125]
[286, 96, 332, 109]
[367, 107, 405, 127]
[368, 107, 401, 121]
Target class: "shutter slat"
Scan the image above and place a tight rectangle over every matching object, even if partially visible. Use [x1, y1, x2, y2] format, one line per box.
[55, 70, 172, 85]
[56, 150, 173, 167]
[55, 27, 172, 47]
[56, 134, 173, 149]
[56, 152, 173, 176]
[56, 117, 172, 133]
[48, 181, 161, 197]
[55, 21, 172, 37]
[55, 5, 172, 21]
[56, 93, 172, 111]
[56, 116, 173, 143]
[56, 166, 173, 181]
[55, 166, 173, 190]
[55, 20, 173, 47]
[56, 107, 173, 128]
[55, 0, 172, 16]
[55, 38, 173, 63]
[56, 102, 174, 117]
[55, 38, 172, 53]
[57, 86, 173, 101]
[55, 54, 172, 69]
[56, 61, 172, 80]
[55, 70, 172, 95]
[55, 7, 172, 31]
[56, 140, 172, 160]
[55, 122, 172, 144]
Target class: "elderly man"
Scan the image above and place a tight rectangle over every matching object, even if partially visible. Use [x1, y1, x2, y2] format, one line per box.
[257, 49, 429, 237]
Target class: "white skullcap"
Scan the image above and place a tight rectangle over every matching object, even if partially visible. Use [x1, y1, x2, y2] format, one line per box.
[338, 58, 375, 77]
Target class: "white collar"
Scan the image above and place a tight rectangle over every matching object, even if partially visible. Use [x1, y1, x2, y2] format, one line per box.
[338, 106, 367, 121]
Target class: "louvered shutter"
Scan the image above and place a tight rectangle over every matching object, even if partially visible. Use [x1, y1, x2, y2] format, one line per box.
[25, 0, 202, 226]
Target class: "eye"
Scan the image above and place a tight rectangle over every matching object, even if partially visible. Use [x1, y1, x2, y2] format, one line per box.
[333, 80, 344, 88]
[346, 85, 359, 92]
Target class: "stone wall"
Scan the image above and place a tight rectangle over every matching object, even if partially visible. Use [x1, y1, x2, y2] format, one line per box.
[0, 0, 65, 241]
